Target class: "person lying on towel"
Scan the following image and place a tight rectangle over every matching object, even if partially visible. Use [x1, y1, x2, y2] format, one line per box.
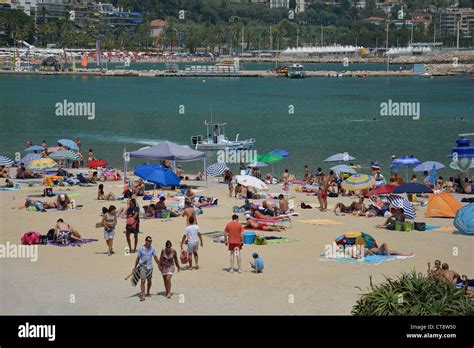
[244, 214, 285, 231]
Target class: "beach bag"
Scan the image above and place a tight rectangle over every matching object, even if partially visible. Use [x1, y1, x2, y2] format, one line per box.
[126, 218, 137, 232]
[403, 222, 413, 232]
[43, 187, 53, 197]
[328, 192, 338, 198]
[180, 248, 189, 264]
[154, 210, 162, 218]
[414, 222, 426, 231]
[254, 236, 267, 245]
[46, 229, 55, 241]
[161, 210, 170, 219]
[21, 231, 41, 245]
[395, 222, 404, 231]
[143, 194, 153, 200]
[39, 235, 48, 245]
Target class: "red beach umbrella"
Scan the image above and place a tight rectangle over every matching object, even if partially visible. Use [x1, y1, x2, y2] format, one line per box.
[86, 159, 108, 168]
[367, 184, 397, 196]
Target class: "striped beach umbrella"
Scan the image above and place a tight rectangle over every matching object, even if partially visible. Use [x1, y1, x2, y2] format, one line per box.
[206, 162, 228, 177]
[413, 161, 445, 172]
[57, 139, 79, 151]
[330, 164, 357, 174]
[28, 158, 58, 170]
[0, 155, 14, 167]
[49, 150, 79, 160]
[388, 195, 416, 219]
[341, 174, 375, 191]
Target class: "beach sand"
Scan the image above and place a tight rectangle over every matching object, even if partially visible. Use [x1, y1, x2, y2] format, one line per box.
[0, 177, 472, 315]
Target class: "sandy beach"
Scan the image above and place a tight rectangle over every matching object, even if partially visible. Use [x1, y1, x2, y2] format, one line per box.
[0, 172, 471, 315]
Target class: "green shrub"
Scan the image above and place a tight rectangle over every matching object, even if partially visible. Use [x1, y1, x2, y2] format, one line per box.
[352, 270, 474, 316]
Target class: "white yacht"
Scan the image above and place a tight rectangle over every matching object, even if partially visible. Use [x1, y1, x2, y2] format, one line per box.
[191, 122, 255, 151]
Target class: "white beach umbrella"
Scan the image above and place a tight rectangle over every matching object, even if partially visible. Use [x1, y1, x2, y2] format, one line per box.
[235, 175, 268, 191]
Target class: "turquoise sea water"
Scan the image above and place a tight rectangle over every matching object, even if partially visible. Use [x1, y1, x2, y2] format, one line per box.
[0, 73, 473, 177]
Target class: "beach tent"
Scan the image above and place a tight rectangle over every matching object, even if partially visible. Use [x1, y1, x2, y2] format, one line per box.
[128, 141, 206, 184]
[426, 192, 462, 218]
[129, 141, 205, 162]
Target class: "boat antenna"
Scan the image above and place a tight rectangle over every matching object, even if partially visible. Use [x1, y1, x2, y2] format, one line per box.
[210, 104, 213, 123]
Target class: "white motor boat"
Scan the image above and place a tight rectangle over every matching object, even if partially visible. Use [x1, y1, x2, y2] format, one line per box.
[191, 122, 255, 151]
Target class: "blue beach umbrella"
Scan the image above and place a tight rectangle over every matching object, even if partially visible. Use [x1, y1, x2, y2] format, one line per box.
[25, 145, 44, 152]
[134, 164, 180, 186]
[391, 156, 421, 181]
[57, 139, 79, 151]
[413, 161, 445, 172]
[392, 183, 433, 194]
[270, 149, 289, 157]
[0, 155, 14, 167]
[21, 153, 41, 165]
[454, 203, 474, 236]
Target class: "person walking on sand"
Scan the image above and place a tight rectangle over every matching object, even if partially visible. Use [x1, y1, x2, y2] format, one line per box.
[102, 205, 117, 256]
[180, 215, 203, 270]
[224, 169, 234, 198]
[126, 198, 140, 253]
[132, 236, 160, 301]
[224, 214, 244, 273]
[318, 172, 329, 211]
[158, 240, 180, 298]
[181, 200, 197, 226]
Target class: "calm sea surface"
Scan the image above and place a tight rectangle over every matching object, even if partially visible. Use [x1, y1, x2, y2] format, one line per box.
[1, 70, 473, 177]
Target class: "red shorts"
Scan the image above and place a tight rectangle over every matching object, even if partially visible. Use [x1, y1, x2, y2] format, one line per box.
[320, 190, 328, 200]
[258, 224, 267, 230]
[228, 243, 242, 251]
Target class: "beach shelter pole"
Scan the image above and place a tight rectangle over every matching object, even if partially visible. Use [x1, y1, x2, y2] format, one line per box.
[123, 147, 127, 187]
[204, 157, 208, 187]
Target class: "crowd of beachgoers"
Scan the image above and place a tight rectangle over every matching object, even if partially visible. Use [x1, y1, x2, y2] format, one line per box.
[1, 138, 472, 303]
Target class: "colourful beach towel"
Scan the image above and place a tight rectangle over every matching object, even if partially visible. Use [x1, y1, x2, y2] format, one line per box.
[424, 225, 441, 231]
[266, 238, 298, 244]
[0, 187, 20, 191]
[319, 254, 413, 265]
[298, 219, 342, 225]
[47, 238, 98, 247]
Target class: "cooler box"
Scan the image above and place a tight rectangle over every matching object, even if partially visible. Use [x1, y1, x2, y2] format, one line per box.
[243, 231, 256, 244]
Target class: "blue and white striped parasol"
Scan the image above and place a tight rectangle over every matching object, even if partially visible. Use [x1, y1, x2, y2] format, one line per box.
[49, 150, 79, 160]
[25, 145, 45, 152]
[388, 195, 416, 220]
[57, 139, 79, 151]
[0, 155, 14, 167]
[206, 162, 228, 177]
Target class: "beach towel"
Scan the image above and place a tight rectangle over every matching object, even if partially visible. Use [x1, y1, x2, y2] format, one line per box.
[47, 238, 98, 247]
[319, 254, 413, 265]
[0, 187, 20, 191]
[266, 238, 298, 244]
[298, 219, 342, 225]
[424, 225, 441, 231]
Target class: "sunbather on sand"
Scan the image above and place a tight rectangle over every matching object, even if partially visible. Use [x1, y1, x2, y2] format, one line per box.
[428, 260, 443, 279]
[244, 215, 285, 231]
[97, 184, 116, 201]
[376, 208, 405, 228]
[56, 193, 71, 210]
[23, 198, 57, 210]
[132, 179, 145, 196]
[334, 198, 367, 215]
[251, 206, 292, 220]
[440, 263, 461, 286]
[360, 242, 413, 258]
[54, 218, 82, 244]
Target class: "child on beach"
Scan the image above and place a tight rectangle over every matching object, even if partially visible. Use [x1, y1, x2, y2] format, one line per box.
[102, 205, 117, 256]
[250, 252, 264, 273]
